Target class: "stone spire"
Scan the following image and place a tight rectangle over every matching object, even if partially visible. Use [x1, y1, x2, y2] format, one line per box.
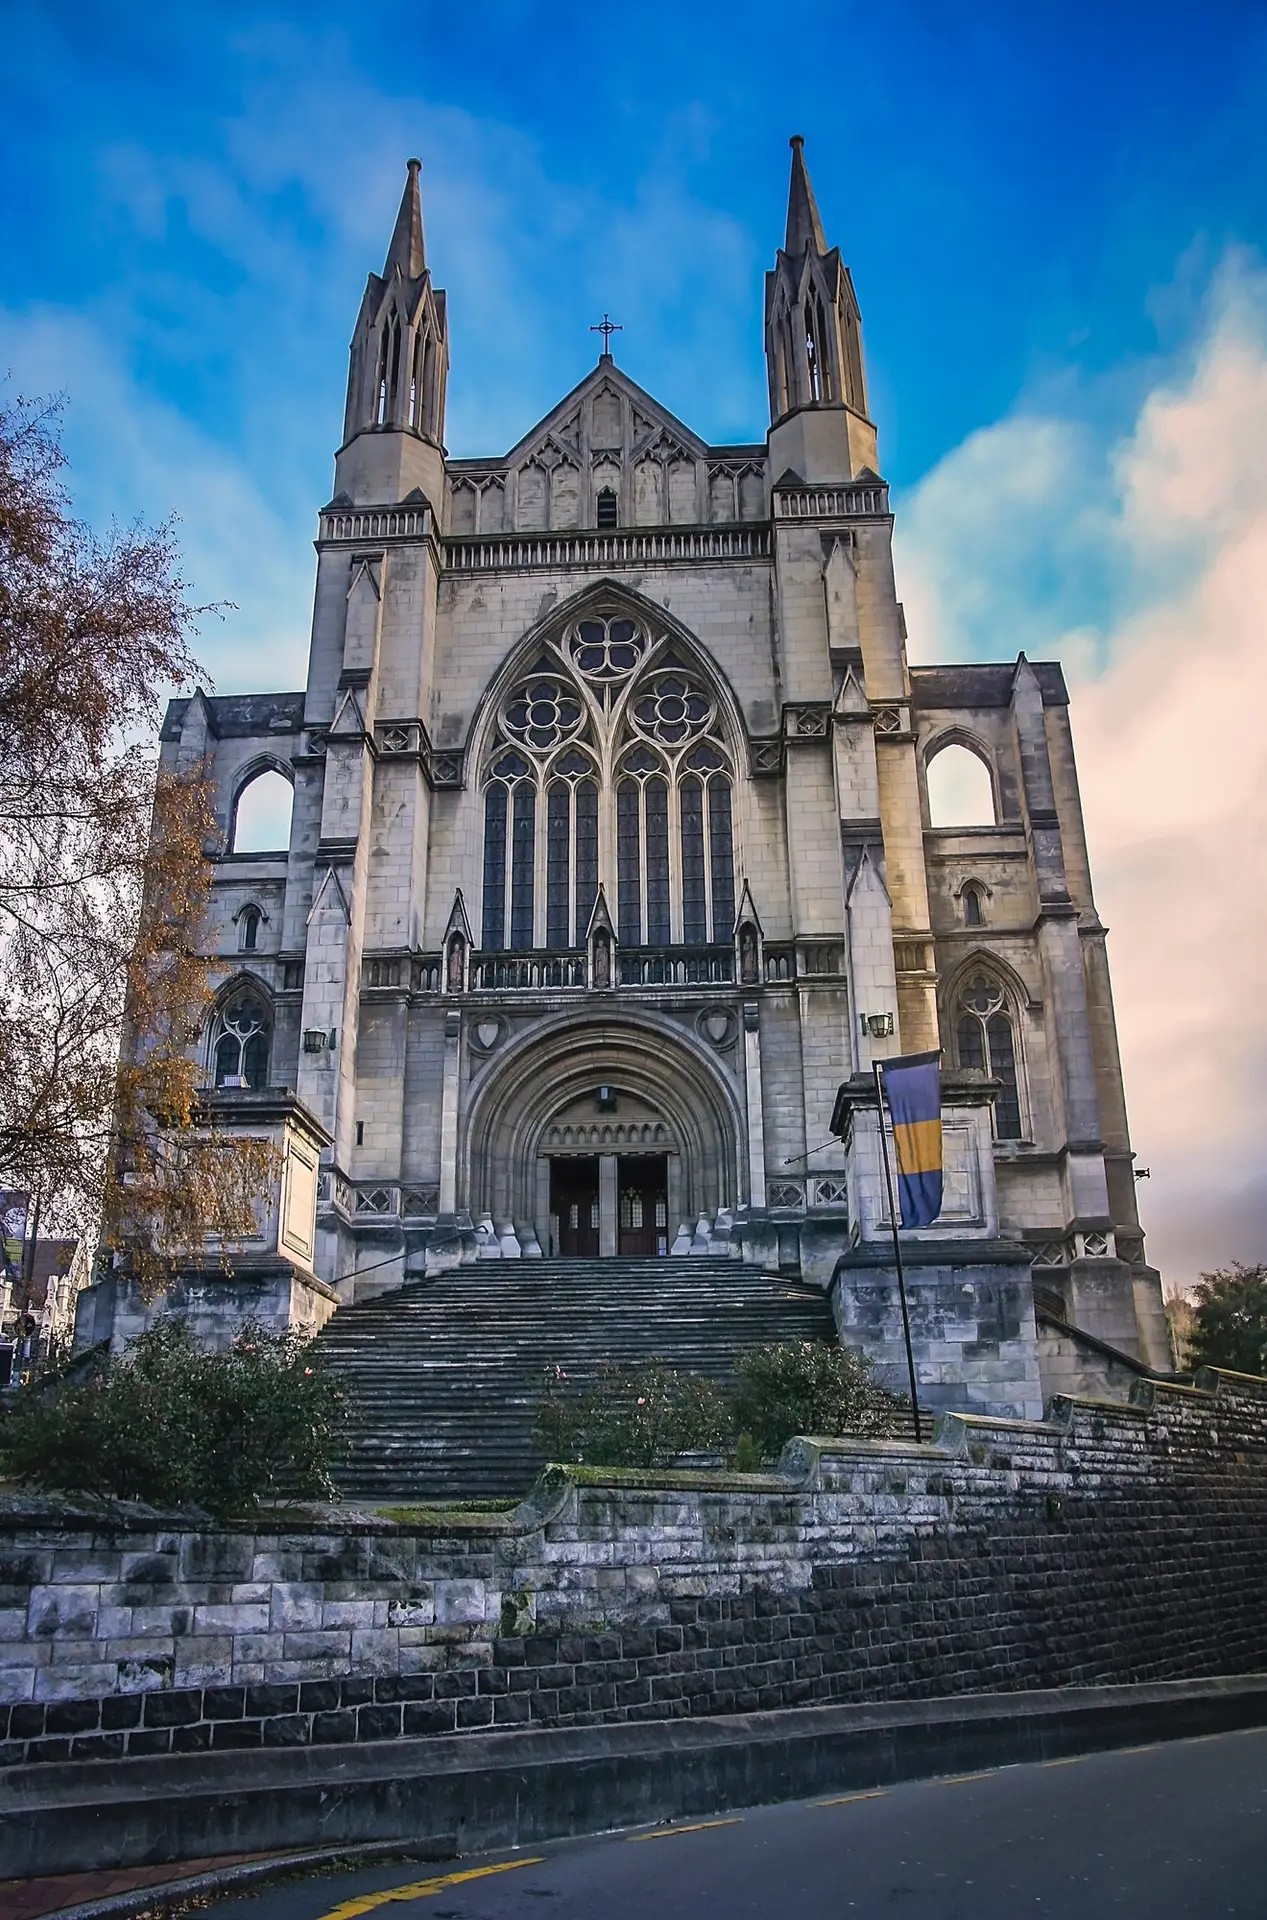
[383, 157, 427, 281]
[784, 135, 828, 257]
[763, 135, 872, 473]
[334, 160, 449, 507]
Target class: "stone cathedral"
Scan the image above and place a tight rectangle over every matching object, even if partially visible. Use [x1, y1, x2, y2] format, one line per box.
[93, 140, 1171, 1427]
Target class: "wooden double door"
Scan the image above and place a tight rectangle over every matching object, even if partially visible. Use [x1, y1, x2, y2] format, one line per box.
[549, 1154, 669, 1258]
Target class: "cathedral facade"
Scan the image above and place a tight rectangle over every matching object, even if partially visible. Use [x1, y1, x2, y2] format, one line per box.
[139, 141, 1169, 1416]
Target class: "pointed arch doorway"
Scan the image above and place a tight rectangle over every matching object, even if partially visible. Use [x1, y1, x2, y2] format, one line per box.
[462, 1013, 742, 1258]
[541, 1082, 676, 1258]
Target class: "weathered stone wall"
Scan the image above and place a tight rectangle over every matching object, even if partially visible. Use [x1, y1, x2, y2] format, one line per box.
[2, 1371, 1265, 1767]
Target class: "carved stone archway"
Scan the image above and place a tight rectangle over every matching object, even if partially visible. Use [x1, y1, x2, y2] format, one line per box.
[461, 1012, 743, 1246]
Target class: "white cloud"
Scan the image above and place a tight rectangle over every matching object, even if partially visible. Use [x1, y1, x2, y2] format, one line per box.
[895, 253, 1267, 1291]
[0, 305, 313, 692]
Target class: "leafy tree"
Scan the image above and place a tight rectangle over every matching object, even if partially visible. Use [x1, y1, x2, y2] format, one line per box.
[731, 1340, 907, 1459]
[0, 395, 273, 1290]
[536, 1360, 732, 1469]
[1186, 1264, 1267, 1377]
[0, 1318, 343, 1516]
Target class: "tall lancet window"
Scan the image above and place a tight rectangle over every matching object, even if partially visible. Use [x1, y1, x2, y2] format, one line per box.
[481, 751, 535, 951]
[678, 744, 734, 945]
[545, 750, 599, 948]
[479, 611, 740, 957]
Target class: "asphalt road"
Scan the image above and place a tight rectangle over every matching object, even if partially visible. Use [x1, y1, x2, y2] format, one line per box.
[203, 1726, 1267, 1920]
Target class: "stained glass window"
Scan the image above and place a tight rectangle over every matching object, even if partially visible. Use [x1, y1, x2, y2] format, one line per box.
[709, 778, 735, 940]
[645, 777, 670, 944]
[575, 780, 598, 946]
[481, 784, 507, 949]
[681, 777, 706, 945]
[617, 780, 641, 945]
[546, 782, 570, 948]
[510, 784, 536, 950]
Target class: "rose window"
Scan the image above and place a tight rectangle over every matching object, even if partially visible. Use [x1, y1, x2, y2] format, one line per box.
[502, 677, 582, 752]
[632, 673, 712, 746]
[571, 616, 644, 682]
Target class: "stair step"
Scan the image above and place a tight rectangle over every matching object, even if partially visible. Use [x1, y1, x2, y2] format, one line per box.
[309, 1257, 838, 1501]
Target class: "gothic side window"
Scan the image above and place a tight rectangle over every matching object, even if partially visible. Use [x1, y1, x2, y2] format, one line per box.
[212, 991, 271, 1090]
[238, 905, 261, 951]
[479, 612, 738, 951]
[962, 882, 986, 928]
[596, 487, 618, 528]
[956, 973, 1023, 1141]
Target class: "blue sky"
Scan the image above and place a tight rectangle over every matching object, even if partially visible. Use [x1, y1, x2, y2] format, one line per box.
[4, 0, 1267, 1285]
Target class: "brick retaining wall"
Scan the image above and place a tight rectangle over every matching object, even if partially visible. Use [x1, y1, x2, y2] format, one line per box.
[2, 1370, 1266, 1767]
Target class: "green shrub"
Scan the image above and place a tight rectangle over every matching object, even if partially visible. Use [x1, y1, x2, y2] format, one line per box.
[1186, 1263, 1267, 1376]
[0, 1318, 343, 1517]
[732, 1340, 906, 1458]
[535, 1360, 731, 1469]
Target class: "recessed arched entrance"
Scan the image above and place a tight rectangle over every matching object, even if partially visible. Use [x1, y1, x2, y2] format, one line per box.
[461, 1012, 743, 1254]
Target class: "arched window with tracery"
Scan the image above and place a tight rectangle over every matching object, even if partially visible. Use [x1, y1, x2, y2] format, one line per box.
[211, 988, 271, 1090]
[955, 971, 1023, 1140]
[478, 609, 738, 952]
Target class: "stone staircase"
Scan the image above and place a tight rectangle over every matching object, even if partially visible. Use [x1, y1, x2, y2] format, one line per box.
[311, 1257, 838, 1504]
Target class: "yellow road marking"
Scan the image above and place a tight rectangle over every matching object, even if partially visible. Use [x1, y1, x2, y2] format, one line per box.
[316, 1858, 545, 1919]
[813, 1789, 889, 1807]
[1119, 1743, 1161, 1754]
[626, 1818, 744, 1843]
[933, 1771, 996, 1787]
[1042, 1755, 1086, 1768]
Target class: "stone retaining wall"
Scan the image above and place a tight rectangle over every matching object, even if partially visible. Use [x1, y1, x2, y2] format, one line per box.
[2, 1370, 1266, 1767]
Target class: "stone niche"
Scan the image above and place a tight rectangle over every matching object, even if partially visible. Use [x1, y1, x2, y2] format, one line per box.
[74, 1090, 337, 1356]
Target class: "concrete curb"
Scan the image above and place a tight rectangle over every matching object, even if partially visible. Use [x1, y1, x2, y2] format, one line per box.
[3, 1674, 1266, 1883]
[13, 1843, 457, 1920]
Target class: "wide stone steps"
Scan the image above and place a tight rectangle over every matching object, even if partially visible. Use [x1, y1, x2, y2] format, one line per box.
[310, 1258, 837, 1503]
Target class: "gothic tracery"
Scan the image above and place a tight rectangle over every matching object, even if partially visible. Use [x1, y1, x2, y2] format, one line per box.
[480, 611, 736, 953]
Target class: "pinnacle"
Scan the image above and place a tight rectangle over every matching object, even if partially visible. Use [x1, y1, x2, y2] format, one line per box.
[383, 156, 426, 280]
[785, 133, 828, 257]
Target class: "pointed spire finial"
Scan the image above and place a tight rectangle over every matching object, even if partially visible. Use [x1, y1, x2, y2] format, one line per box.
[785, 134, 828, 257]
[383, 157, 426, 280]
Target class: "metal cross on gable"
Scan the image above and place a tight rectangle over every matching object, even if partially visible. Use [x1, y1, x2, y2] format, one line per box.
[590, 312, 623, 358]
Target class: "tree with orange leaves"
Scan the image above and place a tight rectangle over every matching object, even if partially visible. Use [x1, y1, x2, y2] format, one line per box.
[0, 395, 272, 1298]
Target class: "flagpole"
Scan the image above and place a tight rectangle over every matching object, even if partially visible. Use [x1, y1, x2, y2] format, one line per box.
[873, 1062, 924, 1444]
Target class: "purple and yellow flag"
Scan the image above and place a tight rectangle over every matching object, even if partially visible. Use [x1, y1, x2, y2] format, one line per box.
[879, 1053, 943, 1229]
